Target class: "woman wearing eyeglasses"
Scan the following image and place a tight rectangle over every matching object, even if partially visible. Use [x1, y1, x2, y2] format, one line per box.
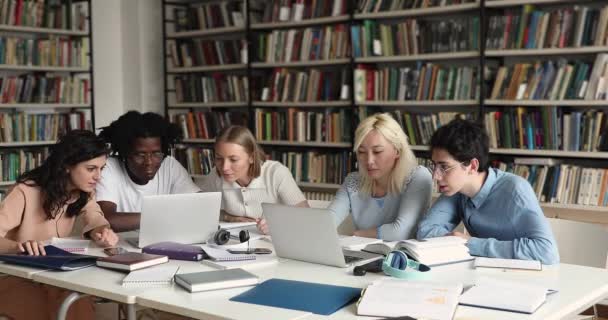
[328, 113, 433, 241]
[417, 119, 559, 265]
[96, 111, 200, 232]
[199, 125, 308, 234]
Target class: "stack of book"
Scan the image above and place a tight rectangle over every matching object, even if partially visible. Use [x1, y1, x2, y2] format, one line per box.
[174, 74, 248, 104]
[268, 150, 354, 185]
[252, 0, 348, 24]
[171, 111, 248, 140]
[167, 39, 246, 68]
[257, 68, 349, 102]
[173, 1, 245, 31]
[355, 0, 476, 13]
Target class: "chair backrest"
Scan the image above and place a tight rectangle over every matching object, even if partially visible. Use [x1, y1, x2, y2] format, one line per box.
[548, 218, 608, 268]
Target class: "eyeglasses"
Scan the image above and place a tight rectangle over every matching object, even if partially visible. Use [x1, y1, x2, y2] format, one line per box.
[130, 152, 165, 164]
[428, 162, 465, 177]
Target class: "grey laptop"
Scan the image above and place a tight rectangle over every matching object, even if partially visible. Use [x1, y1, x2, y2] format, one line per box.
[262, 203, 381, 268]
[128, 192, 221, 248]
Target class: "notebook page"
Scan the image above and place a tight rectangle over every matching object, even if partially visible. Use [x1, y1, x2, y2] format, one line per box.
[474, 257, 542, 271]
[201, 245, 256, 261]
[121, 265, 179, 287]
[459, 276, 548, 313]
[50, 238, 90, 253]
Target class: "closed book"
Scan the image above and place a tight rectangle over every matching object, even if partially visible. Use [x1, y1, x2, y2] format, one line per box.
[459, 276, 548, 314]
[142, 241, 206, 261]
[121, 265, 180, 288]
[0, 245, 97, 271]
[96, 252, 168, 271]
[174, 268, 259, 293]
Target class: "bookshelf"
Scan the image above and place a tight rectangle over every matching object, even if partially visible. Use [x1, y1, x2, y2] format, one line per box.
[0, 0, 94, 191]
[162, 0, 608, 224]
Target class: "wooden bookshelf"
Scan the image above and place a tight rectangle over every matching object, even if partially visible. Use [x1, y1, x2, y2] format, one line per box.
[489, 149, 608, 159]
[251, 59, 350, 68]
[168, 102, 248, 109]
[486, 47, 608, 57]
[167, 64, 247, 73]
[0, 25, 88, 36]
[356, 100, 478, 107]
[355, 51, 480, 63]
[0, 65, 89, 72]
[258, 141, 352, 148]
[166, 26, 246, 38]
[353, 2, 480, 19]
[485, 100, 608, 107]
[182, 138, 215, 144]
[485, 0, 593, 8]
[0, 103, 91, 109]
[0, 141, 56, 147]
[251, 15, 350, 30]
[252, 101, 351, 108]
[297, 182, 341, 190]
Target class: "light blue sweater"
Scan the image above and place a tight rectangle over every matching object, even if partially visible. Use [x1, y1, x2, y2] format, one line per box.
[329, 166, 433, 241]
[417, 168, 560, 265]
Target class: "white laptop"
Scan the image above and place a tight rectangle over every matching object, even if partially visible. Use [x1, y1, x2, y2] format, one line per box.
[128, 192, 221, 248]
[262, 203, 381, 268]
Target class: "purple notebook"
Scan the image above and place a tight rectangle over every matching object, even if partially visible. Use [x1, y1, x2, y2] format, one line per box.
[142, 242, 207, 261]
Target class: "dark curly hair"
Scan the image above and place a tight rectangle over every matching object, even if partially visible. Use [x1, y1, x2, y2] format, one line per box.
[17, 130, 110, 219]
[429, 119, 490, 172]
[97, 111, 182, 162]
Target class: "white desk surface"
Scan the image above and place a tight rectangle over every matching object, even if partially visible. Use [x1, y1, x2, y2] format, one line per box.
[0, 261, 49, 279]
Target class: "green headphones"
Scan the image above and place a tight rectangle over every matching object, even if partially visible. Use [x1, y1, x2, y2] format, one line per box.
[382, 250, 431, 279]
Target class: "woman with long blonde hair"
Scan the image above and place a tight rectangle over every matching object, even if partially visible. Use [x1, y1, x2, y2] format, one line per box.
[328, 113, 432, 241]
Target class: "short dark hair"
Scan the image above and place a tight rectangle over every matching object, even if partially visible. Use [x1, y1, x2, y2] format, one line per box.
[18, 130, 110, 219]
[98, 111, 182, 162]
[429, 119, 489, 172]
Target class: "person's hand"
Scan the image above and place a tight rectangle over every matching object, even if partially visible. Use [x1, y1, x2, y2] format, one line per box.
[256, 218, 269, 235]
[17, 240, 46, 256]
[90, 226, 119, 247]
[222, 212, 256, 223]
[448, 231, 471, 240]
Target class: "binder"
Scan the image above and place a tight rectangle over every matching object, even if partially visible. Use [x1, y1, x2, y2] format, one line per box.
[0, 245, 98, 271]
[142, 241, 206, 261]
[230, 278, 361, 315]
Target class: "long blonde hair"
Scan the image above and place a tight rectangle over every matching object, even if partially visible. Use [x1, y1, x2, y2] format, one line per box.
[215, 125, 266, 178]
[354, 113, 417, 195]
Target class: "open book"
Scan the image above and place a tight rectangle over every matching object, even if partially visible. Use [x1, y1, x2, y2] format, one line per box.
[362, 236, 473, 266]
[357, 278, 463, 320]
[459, 276, 549, 314]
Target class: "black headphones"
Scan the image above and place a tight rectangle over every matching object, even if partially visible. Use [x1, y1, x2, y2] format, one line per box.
[212, 228, 250, 245]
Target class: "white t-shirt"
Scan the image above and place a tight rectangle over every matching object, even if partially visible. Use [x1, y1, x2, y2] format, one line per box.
[96, 156, 200, 212]
[200, 160, 306, 218]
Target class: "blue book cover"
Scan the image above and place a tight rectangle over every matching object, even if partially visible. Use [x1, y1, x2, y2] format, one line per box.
[230, 278, 361, 315]
[0, 245, 98, 271]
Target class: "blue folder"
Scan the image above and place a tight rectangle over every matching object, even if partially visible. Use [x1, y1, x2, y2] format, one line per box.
[229, 278, 361, 315]
[0, 245, 98, 271]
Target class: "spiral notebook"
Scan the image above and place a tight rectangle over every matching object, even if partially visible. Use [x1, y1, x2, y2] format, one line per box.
[121, 265, 180, 287]
[201, 245, 255, 262]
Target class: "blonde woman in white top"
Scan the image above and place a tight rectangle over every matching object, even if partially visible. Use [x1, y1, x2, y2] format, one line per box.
[200, 125, 308, 234]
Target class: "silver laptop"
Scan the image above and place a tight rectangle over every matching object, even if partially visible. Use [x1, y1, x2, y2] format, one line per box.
[128, 192, 221, 248]
[262, 203, 381, 268]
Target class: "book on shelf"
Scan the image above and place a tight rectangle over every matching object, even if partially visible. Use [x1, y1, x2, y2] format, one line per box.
[142, 241, 207, 262]
[492, 161, 608, 207]
[355, 0, 476, 13]
[0, 245, 97, 271]
[351, 17, 479, 57]
[96, 252, 169, 272]
[121, 265, 180, 288]
[167, 38, 246, 68]
[484, 108, 608, 151]
[486, 5, 608, 50]
[357, 278, 463, 319]
[362, 236, 473, 266]
[174, 268, 259, 293]
[0, 148, 49, 182]
[0, 36, 89, 68]
[0, 0, 89, 31]
[171, 110, 248, 140]
[253, 24, 350, 63]
[0, 111, 91, 143]
[173, 74, 248, 104]
[474, 257, 542, 271]
[256, 68, 349, 103]
[459, 276, 550, 314]
[172, 1, 246, 32]
[175, 147, 214, 176]
[268, 150, 354, 185]
[354, 64, 479, 102]
[0, 74, 90, 104]
[251, 0, 348, 24]
[253, 108, 352, 143]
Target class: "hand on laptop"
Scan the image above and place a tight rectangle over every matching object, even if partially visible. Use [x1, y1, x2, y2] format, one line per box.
[90, 226, 119, 247]
[256, 218, 269, 235]
[222, 211, 256, 223]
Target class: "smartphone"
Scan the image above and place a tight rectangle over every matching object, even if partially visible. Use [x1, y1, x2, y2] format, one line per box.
[103, 247, 129, 256]
[227, 248, 272, 255]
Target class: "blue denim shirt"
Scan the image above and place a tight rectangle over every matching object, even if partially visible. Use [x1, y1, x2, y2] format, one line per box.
[417, 168, 560, 265]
